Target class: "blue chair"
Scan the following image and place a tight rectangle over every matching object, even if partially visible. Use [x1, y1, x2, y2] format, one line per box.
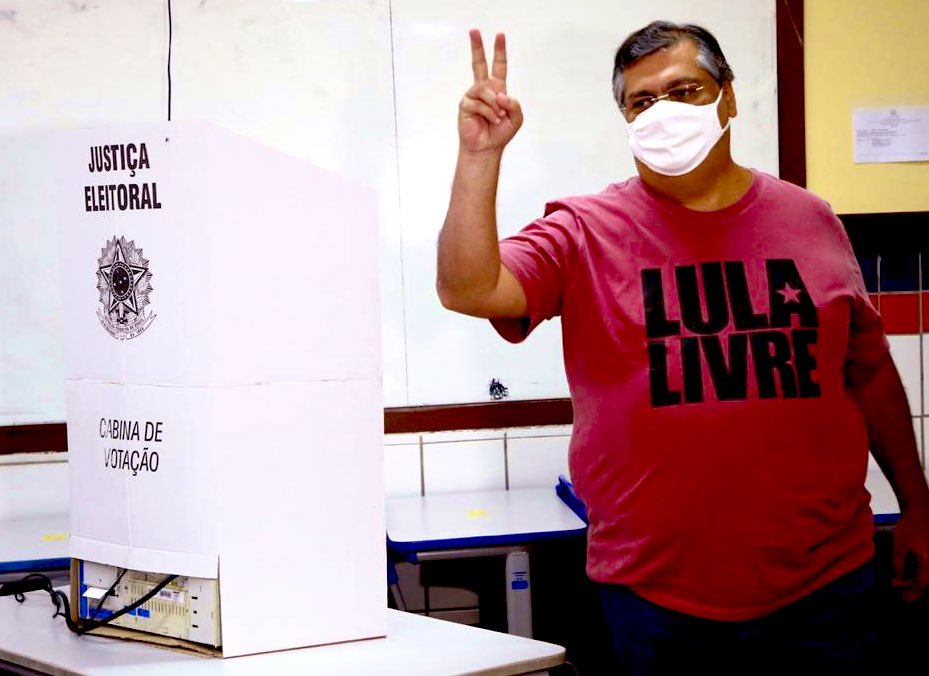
[387, 558, 406, 610]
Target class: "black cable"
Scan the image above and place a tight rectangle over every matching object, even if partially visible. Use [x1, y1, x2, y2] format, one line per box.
[1, 571, 178, 636]
[1, 573, 80, 633]
[76, 573, 178, 635]
[90, 567, 126, 620]
[166, 0, 173, 121]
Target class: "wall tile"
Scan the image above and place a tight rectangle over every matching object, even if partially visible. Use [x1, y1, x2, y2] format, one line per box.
[422, 439, 506, 494]
[384, 433, 422, 447]
[866, 453, 898, 516]
[922, 292, 929, 332]
[505, 425, 573, 439]
[887, 335, 921, 416]
[507, 435, 571, 490]
[919, 336, 929, 417]
[0, 459, 69, 520]
[857, 253, 879, 293]
[869, 418, 923, 516]
[421, 430, 506, 444]
[880, 253, 920, 292]
[384, 444, 422, 497]
[924, 417, 929, 473]
[916, 416, 924, 462]
[880, 293, 920, 335]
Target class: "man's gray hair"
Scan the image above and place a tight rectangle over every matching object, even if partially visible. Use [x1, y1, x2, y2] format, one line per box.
[612, 21, 735, 109]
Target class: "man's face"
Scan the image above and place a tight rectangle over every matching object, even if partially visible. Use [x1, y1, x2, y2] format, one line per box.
[620, 40, 736, 126]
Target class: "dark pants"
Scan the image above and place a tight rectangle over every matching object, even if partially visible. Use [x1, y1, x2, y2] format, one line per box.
[598, 561, 881, 676]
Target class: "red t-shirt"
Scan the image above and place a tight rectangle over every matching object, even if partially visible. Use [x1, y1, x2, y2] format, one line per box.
[493, 170, 888, 621]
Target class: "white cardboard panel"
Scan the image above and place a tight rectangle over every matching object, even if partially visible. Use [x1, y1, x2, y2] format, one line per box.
[66, 380, 221, 579]
[121, 383, 220, 578]
[67, 377, 387, 653]
[58, 122, 381, 388]
[66, 380, 131, 560]
[58, 130, 175, 385]
[215, 379, 386, 656]
[60, 121, 386, 655]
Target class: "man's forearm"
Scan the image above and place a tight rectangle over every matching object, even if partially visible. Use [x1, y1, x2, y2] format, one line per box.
[849, 353, 929, 512]
[436, 150, 504, 311]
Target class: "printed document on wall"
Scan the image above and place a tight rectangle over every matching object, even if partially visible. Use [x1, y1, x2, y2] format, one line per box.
[853, 106, 929, 163]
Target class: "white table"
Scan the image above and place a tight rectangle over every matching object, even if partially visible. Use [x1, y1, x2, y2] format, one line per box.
[386, 488, 588, 638]
[0, 514, 70, 577]
[0, 590, 565, 676]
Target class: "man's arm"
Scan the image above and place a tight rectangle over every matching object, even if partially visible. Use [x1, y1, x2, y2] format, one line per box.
[848, 352, 929, 601]
[436, 30, 527, 319]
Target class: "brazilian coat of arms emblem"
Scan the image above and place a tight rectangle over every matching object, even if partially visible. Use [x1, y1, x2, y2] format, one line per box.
[96, 236, 155, 340]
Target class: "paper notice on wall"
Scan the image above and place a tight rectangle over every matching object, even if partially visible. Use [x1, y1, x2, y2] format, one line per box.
[853, 106, 929, 163]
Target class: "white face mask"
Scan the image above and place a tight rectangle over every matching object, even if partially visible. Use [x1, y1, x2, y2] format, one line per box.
[626, 90, 730, 177]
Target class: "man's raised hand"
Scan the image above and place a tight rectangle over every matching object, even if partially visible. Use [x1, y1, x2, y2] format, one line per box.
[458, 30, 523, 154]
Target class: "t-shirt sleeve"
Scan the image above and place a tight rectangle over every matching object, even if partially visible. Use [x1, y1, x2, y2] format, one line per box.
[490, 202, 581, 344]
[830, 213, 890, 371]
[846, 283, 889, 371]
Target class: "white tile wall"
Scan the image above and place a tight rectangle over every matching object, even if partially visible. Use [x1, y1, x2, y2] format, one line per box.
[421, 429, 509, 444]
[505, 425, 573, 439]
[506, 434, 571, 490]
[921, 335, 929, 418]
[915, 416, 923, 461]
[888, 335, 922, 416]
[384, 443, 422, 497]
[867, 453, 899, 516]
[384, 426, 574, 496]
[0, 454, 69, 520]
[384, 433, 422, 447]
[422, 438, 506, 494]
[924, 418, 929, 480]
[867, 418, 923, 517]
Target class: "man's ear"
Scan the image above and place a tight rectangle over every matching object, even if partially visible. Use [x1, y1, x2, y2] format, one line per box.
[723, 81, 738, 119]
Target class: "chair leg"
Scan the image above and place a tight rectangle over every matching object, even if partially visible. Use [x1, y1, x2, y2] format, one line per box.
[390, 582, 407, 611]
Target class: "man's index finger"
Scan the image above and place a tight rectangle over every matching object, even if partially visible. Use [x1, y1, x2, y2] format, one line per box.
[469, 29, 488, 81]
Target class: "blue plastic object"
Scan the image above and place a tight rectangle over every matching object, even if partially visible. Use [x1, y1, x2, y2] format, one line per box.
[555, 475, 589, 524]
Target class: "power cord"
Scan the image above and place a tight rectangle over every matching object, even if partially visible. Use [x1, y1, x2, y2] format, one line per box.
[90, 567, 127, 620]
[0, 571, 178, 635]
[0, 573, 79, 632]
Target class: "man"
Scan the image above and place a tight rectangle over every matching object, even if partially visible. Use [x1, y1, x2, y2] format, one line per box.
[436, 20, 929, 675]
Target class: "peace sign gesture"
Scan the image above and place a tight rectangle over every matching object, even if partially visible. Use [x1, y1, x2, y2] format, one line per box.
[458, 30, 523, 154]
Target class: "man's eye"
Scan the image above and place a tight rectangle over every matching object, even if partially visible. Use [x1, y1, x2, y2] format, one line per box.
[630, 99, 652, 111]
[670, 87, 696, 100]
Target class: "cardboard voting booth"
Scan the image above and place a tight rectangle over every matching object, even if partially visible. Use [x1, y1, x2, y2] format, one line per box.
[58, 121, 385, 657]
